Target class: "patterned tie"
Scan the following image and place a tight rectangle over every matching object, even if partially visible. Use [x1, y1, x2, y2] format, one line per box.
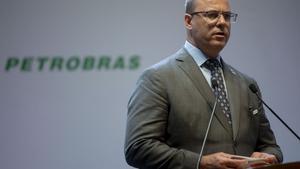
[205, 59, 232, 125]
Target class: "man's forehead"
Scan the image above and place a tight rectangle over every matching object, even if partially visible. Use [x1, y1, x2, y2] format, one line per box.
[195, 0, 230, 10]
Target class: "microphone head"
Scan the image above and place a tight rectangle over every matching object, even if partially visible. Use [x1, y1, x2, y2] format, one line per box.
[211, 79, 218, 89]
[249, 84, 258, 93]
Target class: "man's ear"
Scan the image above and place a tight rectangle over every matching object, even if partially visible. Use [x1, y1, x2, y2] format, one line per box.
[184, 14, 193, 30]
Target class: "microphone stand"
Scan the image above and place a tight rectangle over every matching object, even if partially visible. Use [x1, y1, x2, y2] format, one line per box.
[249, 84, 300, 141]
[196, 80, 218, 169]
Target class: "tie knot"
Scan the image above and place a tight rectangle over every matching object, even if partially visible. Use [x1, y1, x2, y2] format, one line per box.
[204, 59, 221, 71]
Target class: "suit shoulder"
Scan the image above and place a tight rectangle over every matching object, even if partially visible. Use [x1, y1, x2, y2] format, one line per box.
[142, 49, 185, 77]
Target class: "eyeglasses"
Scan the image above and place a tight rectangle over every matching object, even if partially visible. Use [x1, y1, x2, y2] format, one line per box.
[190, 10, 238, 23]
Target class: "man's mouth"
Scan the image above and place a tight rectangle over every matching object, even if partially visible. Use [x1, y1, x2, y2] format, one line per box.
[212, 32, 226, 39]
[213, 32, 225, 36]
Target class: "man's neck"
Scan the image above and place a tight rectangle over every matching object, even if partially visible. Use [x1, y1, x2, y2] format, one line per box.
[186, 40, 220, 59]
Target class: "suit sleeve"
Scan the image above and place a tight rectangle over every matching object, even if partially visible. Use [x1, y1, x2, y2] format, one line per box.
[253, 81, 283, 162]
[124, 68, 199, 169]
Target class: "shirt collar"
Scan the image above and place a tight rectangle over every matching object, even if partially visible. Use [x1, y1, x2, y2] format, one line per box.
[184, 40, 222, 68]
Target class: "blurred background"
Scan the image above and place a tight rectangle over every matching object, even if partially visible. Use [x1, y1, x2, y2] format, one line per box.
[0, 0, 299, 168]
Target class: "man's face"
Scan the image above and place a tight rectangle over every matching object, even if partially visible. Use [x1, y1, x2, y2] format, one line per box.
[185, 0, 231, 58]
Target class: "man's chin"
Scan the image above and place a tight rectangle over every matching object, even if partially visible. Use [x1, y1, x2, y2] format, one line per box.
[210, 41, 226, 50]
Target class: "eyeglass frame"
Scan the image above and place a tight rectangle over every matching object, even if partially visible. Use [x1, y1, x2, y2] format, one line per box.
[189, 10, 238, 23]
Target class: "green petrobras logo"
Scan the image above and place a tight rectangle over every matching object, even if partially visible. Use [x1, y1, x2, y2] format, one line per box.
[3, 54, 140, 72]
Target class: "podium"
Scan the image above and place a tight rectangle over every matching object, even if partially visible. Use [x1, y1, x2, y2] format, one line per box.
[257, 161, 300, 169]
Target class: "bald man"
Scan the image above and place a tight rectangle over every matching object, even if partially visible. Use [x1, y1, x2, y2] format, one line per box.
[125, 0, 283, 168]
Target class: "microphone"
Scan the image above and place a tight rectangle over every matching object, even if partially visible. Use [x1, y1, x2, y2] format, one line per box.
[196, 79, 219, 169]
[249, 84, 300, 141]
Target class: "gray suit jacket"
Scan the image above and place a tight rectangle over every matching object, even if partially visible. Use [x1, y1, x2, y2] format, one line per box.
[125, 48, 282, 169]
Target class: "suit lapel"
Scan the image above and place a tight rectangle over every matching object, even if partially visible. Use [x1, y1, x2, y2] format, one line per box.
[175, 49, 233, 137]
[222, 60, 241, 140]
[175, 48, 215, 108]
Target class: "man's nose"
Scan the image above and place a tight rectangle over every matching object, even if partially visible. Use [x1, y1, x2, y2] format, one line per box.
[216, 14, 227, 25]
